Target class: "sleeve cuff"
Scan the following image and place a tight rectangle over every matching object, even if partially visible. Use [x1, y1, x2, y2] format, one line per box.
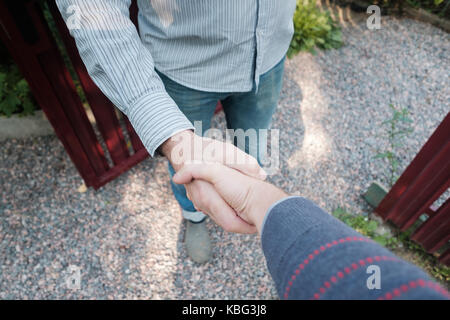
[261, 196, 303, 236]
[127, 91, 194, 156]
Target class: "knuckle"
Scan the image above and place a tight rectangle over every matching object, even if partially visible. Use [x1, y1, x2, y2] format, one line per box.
[190, 183, 210, 211]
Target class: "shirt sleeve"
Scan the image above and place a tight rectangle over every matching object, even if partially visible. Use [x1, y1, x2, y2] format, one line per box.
[56, 0, 194, 156]
[261, 197, 449, 300]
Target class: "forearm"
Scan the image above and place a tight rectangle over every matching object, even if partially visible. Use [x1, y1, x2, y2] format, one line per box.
[56, 0, 193, 156]
[261, 197, 449, 300]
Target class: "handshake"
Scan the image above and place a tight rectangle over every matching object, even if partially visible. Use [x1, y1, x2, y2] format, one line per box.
[161, 130, 286, 234]
[159, 132, 449, 300]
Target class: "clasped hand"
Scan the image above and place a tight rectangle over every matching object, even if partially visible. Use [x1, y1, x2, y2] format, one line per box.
[161, 130, 286, 234]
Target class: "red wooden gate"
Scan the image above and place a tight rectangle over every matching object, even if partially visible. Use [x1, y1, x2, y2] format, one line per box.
[0, 0, 148, 189]
[375, 112, 450, 265]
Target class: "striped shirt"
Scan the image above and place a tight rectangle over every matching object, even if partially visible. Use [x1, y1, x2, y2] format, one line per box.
[56, 0, 297, 156]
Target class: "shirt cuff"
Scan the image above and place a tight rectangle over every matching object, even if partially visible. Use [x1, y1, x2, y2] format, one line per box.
[127, 91, 194, 156]
[261, 196, 303, 237]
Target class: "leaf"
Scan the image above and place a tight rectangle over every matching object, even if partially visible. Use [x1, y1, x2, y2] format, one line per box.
[374, 236, 387, 246]
[367, 220, 378, 233]
[0, 65, 35, 117]
[22, 99, 35, 116]
[0, 72, 6, 85]
[0, 92, 21, 117]
[374, 151, 392, 159]
[15, 79, 30, 96]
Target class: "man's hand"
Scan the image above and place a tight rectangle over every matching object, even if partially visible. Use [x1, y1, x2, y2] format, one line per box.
[173, 162, 287, 234]
[160, 130, 266, 234]
[161, 130, 266, 178]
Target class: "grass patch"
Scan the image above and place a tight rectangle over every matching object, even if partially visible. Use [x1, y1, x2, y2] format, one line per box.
[332, 208, 450, 285]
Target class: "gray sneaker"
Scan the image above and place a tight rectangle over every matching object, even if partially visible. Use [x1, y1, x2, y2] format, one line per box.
[185, 218, 212, 264]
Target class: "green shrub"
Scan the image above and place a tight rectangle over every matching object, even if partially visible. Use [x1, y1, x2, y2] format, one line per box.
[0, 2, 82, 118]
[0, 63, 36, 117]
[288, 0, 343, 57]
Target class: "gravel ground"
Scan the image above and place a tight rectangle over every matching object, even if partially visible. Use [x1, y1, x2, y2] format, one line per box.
[1, 16, 449, 299]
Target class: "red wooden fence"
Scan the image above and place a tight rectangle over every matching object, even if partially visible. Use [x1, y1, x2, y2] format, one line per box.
[0, 0, 222, 189]
[0, 0, 149, 189]
[375, 112, 450, 265]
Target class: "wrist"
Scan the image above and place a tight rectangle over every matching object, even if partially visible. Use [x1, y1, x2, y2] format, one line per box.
[246, 181, 287, 233]
[161, 129, 195, 171]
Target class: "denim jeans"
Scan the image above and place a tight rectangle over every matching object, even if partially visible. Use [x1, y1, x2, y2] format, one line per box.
[158, 56, 286, 219]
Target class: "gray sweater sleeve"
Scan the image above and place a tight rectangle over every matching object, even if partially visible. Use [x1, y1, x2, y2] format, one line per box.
[261, 197, 449, 300]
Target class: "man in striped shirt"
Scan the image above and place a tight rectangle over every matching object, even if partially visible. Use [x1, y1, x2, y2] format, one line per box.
[57, 0, 297, 263]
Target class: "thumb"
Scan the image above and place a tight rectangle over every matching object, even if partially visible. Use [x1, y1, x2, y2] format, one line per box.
[172, 167, 194, 185]
[172, 162, 222, 185]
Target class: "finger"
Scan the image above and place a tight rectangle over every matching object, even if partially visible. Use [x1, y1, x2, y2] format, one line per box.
[187, 180, 256, 234]
[173, 162, 240, 187]
[204, 190, 257, 234]
[172, 162, 221, 185]
[222, 144, 267, 180]
[202, 139, 266, 180]
[186, 188, 192, 201]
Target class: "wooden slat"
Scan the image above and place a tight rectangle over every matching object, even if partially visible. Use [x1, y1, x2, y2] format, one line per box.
[48, 1, 130, 165]
[124, 116, 146, 153]
[438, 248, 450, 266]
[94, 148, 148, 189]
[35, 2, 110, 175]
[0, 0, 104, 186]
[374, 113, 450, 265]
[130, 0, 139, 31]
[389, 143, 450, 229]
[39, 50, 111, 175]
[30, 0, 110, 175]
[411, 198, 450, 253]
[376, 113, 450, 220]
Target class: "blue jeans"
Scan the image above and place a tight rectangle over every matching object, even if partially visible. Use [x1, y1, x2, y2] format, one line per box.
[158, 56, 285, 217]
